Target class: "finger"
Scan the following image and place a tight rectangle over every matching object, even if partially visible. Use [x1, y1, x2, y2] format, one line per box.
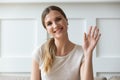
[84, 32, 87, 41]
[91, 26, 97, 38]
[88, 26, 92, 36]
[96, 33, 101, 42]
[94, 28, 99, 39]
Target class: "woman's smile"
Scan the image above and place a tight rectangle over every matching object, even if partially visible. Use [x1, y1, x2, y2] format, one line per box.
[53, 27, 63, 33]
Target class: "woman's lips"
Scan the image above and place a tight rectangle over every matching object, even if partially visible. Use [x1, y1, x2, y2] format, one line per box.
[54, 27, 63, 33]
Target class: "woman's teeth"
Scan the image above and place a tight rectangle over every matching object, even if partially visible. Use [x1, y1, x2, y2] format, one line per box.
[54, 28, 63, 33]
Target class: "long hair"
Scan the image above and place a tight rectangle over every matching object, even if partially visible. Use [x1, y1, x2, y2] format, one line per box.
[41, 5, 68, 73]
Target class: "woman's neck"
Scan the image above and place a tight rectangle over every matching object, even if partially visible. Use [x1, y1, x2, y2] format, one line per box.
[54, 38, 75, 56]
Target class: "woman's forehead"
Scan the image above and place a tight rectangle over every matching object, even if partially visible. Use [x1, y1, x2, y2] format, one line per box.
[44, 10, 63, 22]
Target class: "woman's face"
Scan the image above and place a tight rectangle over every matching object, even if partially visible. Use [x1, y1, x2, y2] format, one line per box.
[44, 10, 68, 39]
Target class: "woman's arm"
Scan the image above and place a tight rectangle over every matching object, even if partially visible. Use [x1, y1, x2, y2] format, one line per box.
[80, 52, 93, 80]
[31, 59, 41, 80]
[81, 26, 101, 80]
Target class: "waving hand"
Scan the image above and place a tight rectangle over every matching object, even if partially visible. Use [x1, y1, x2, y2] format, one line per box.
[82, 26, 101, 56]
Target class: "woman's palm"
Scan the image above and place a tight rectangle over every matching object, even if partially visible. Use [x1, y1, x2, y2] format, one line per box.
[82, 26, 101, 54]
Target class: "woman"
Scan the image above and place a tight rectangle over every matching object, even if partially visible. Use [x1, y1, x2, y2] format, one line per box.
[31, 5, 101, 80]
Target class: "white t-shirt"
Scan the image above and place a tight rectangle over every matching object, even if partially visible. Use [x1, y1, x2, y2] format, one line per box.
[32, 44, 84, 80]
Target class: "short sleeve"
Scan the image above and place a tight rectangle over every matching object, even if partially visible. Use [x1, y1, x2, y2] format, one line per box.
[81, 54, 85, 63]
[32, 45, 43, 65]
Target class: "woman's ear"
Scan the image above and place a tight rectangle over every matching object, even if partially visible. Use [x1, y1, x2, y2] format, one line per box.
[67, 20, 69, 25]
[67, 21, 69, 25]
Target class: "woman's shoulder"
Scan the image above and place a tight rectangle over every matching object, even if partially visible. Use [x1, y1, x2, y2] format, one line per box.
[71, 44, 84, 62]
[32, 43, 45, 64]
[73, 44, 84, 55]
[32, 44, 44, 54]
[74, 44, 83, 50]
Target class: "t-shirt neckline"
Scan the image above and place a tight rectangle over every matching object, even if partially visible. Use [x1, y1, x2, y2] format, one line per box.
[55, 44, 77, 59]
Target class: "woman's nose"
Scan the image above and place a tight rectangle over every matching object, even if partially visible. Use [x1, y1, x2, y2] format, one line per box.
[53, 22, 58, 28]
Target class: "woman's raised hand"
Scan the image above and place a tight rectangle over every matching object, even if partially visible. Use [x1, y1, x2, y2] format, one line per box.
[82, 26, 101, 56]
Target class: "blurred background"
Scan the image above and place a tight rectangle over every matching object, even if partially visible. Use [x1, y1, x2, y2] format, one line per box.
[0, 0, 120, 80]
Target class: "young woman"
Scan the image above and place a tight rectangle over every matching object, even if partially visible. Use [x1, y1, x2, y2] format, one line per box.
[31, 5, 101, 80]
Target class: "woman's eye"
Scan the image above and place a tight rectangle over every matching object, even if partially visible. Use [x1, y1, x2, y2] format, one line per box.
[56, 17, 62, 22]
[47, 22, 52, 26]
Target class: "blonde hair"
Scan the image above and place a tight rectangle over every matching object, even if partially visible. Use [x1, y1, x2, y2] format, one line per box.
[43, 38, 56, 72]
